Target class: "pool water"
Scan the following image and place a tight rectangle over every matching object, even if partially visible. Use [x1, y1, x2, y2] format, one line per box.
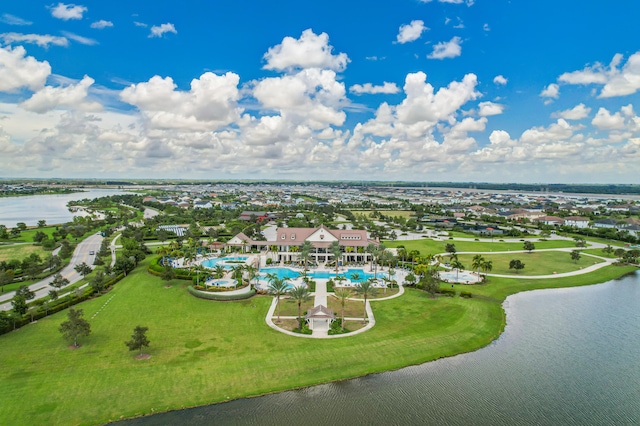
[201, 256, 248, 268]
[259, 267, 387, 282]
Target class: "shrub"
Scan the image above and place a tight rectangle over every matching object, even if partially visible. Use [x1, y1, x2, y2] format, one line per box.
[438, 288, 456, 297]
[460, 291, 473, 298]
[266, 258, 273, 265]
[187, 286, 255, 301]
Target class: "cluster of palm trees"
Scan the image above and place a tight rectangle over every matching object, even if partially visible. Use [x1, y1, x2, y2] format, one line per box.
[471, 254, 493, 282]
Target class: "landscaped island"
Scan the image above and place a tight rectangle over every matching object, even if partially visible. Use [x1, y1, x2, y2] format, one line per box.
[0, 252, 635, 425]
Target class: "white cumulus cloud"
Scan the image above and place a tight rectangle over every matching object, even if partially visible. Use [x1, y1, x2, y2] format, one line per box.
[61, 31, 98, 45]
[540, 83, 559, 99]
[20, 75, 101, 113]
[91, 20, 113, 29]
[350, 82, 400, 95]
[263, 29, 349, 72]
[478, 101, 504, 116]
[120, 72, 242, 131]
[396, 20, 428, 44]
[493, 75, 507, 85]
[49, 3, 87, 21]
[0, 45, 51, 92]
[149, 23, 177, 38]
[428, 36, 462, 60]
[553, 103, 591, 120]
[591, 107, 626, 130]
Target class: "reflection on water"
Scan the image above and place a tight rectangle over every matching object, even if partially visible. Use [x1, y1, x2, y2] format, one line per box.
[120, 272, 640, 426]
[0, 189, 129, 227]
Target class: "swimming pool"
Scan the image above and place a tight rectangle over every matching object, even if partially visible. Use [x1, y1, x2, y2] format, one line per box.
[259, 267, 387, 282]
[439, 270, 481, 284]
[201, 256, 248, 269]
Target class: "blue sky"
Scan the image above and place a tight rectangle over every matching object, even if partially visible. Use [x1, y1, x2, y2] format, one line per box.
[0, 1, 639, 183]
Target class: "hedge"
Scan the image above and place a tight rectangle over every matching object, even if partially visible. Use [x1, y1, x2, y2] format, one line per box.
[187, 286, 255, 301]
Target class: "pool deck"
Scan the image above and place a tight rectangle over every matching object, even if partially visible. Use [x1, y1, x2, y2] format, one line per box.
[265, 264, 407, 339]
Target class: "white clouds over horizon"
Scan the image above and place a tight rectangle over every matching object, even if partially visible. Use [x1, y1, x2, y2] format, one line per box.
[350, 82, 400, 95]
[0, 14, 32, 26]
[91, 20, 113, 29]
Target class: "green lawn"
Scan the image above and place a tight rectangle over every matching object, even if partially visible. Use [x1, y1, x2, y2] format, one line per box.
[0, 258, 635, 426]
[384, 238, 576, 255]
[451, 251, 605, 276]
[0, 244, 48, 262]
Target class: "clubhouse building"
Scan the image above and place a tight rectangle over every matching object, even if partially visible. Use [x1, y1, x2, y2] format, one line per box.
[226, 225, 379, 265]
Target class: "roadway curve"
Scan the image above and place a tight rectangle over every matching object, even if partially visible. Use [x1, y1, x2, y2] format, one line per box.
[0, 234, 103, 311]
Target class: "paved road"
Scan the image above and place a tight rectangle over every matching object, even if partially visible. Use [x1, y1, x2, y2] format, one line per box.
[0, 234, 103, 311]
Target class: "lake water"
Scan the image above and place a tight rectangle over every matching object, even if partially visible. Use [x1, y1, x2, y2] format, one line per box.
[121, 271, 640, 426]
[0, 189, 129, 227]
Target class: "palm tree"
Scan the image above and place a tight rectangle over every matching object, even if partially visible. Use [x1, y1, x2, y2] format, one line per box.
[334, 275, 347, 288]
[333, 288, 352, 332]
[231, 265, 244, 289]
[244, 264, 259, 288]
[349, 272, 361, 285]
[288, 285, 311, 328]
[300, 240, 312, 273]
[213, 264, 226, 279]
[472, 255, 485, 276]
[268, 278, 289, 323]
[355, 279, 378, 324]
[366, 243, 377, 271]
[330, 241, 342, 275]
[481, 260, 493, 282]
[450, 259, 465, 281]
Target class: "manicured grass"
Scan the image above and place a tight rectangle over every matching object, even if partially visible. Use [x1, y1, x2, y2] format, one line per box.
[451, 251, 605, 276]
[275, 297, 314, 316]
[3, 226, 58, 243]
[0, 243, 49, 262]
[384, 238, 576, 255]
[0, 257, 635, 426]
[327, 295, 365, 317]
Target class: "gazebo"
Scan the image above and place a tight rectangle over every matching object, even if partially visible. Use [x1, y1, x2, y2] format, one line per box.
[304, 305, 336, 330]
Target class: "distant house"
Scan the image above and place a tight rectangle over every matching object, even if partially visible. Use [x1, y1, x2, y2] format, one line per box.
[563, 216, 590, 229]
[592, 218, 621, 229]
[239, 211, 273, 222]
[534, 216, 565, 226]
[193, 201, 213, 209]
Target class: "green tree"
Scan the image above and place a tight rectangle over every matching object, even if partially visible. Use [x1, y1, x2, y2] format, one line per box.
[334, 288, 352, 332]
[113, 256, 135, 276]
[355, 279, 377, 323]
[59, 308, 91, 347]
[523, 241, 535, 252]
[16, 222, 27, 231]
[0, 225, 8, 239]
[509, 259, 525, 274]
[471, 254, 485, 275]
[268, 277, 289, 323]
[74, 262, 92, 279]
[288, 285, 311, 328]
[37, 219, 47, 228]
[570, 250, 581, 264]
[161, 265, 176, 282]
[11, 295, 28, 316]
[330, 240, 342, 275]
[0, 269, 14, 293]
[300, 240, 313, 273]
[404, 272, 417, 286]
[125, 325, 151, 356]
[90, 271, 107, 294]
[421, 267, 441, 297]
[481, 260, 493, 282]
[50, 272, 69, 290]
[445, 243, 457, 255]
[450, 258, 465, 281]
[48, 289, 59, 301]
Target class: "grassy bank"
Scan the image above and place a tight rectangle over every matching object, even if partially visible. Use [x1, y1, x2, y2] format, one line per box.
[0, 257, 635, 425]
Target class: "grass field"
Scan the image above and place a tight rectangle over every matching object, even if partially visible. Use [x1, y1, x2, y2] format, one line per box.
[0, 244, 48, 262]
[450, 251, 605, 276]
[384, 238, 577, 255]
[0, 257, 636, 425]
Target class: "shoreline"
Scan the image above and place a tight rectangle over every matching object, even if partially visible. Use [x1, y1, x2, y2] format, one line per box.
[112, 265, 638, 425]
